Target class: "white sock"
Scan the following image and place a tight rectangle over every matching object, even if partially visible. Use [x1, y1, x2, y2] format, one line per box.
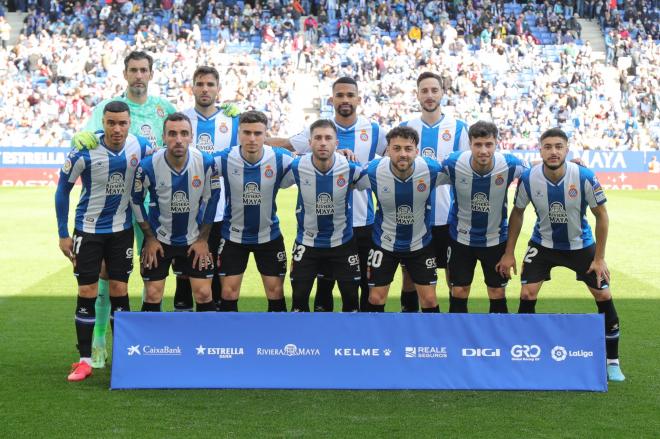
[607, 359, 619, 366]
[80, 357, 92, 366]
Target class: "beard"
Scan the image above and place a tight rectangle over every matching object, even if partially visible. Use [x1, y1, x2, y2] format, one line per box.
[543, 158, 566, 170]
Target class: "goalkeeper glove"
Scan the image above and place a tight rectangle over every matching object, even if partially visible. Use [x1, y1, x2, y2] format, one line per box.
[72, 131, 99, 150]
[220, 102, 240, 117]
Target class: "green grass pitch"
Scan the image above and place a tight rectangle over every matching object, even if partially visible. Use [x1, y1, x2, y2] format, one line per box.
[0, 187, 659, 438]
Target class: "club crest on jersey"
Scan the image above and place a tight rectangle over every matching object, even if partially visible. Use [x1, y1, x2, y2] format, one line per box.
[197, 133, 213, 152]
[471, 192, 490, 212]
[549, 202, 568, 223]
[359, 130, 369, 141]
[441, 130, 452, 141]
[316, 193, 334, 215]
[568, 184, 578, 198]
[243, 182, 261, 205]
[336, 175, 347, 187]
[156, 106, 165, 118]
[106, 172, 125, 195]
[129, 155, 138, 167]
[219, 123, 228, 134]
[62, 158, 72, 174]
[171, 191, 191, 213]
[192, 175, 202, 188]
[495, 174, 504, 186]
[421, 148, 436, 159]
[264, 166, 274, 178]
[416, 179, 427, 192]
[396, 205, 415, 225]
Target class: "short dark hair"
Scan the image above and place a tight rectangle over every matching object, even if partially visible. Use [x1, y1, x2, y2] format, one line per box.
[540, 128, 569, 143]
[310, 119, 337, 136]
[332, 76, 358, 92]
[416, 71, 442, 87]
[239, 110, 268, 127]
[386, 126, 419, 147]
[193, 65, 220, 84]
[468, 121, 499, 141]
[103, 101, 130, 115]
[124, 51, 153, 72]
[163, 112, 192, 132]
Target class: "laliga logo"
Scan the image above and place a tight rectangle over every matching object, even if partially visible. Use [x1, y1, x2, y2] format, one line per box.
[551, 346, 567, 362]
[462, 348, 501, 357]
[511, 344, 541, 361]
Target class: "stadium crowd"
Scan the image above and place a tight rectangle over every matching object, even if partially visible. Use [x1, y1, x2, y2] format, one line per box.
[0, 0, 658, 150]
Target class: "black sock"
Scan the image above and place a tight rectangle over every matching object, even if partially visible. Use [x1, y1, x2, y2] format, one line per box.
[421, 305, 440, 313]
[449, 297, 468, 313]
[196, 300, 216, 312]
[400, 290, 419, 313]
[75, 296, 96, 358]
[489, 298, 508, 314]
[141, 301, 161, 312]
[173, 277, 193, 311]
[518, 298, 537, 314]
[313, 277, 335, 312]
[337, 280, 359, 312]
[292, 279, 313, 312]
[596, 299, 620, 360]
[109, 295, 130, 332]
[218, 299, 238, 312]
[365, 302, 385, 312]
[268, 298, 287, 312]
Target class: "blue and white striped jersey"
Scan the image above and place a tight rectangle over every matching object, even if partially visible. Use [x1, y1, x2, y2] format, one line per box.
[55, 133, 150, 238]
[280, 153, 362, 248]
[515, 162, 606, 250]
[183, 107, 240, 222]
[213, 145, 294, 244]
[355, 156, 444, 252]
[443, 151, 528, 247]
[401, 115, 469, 226]
[131, 148, 220, 246]
[290, 116, 387, 227]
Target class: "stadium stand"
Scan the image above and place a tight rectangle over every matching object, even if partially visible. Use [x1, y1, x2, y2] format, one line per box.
[0, 1, 657, 150]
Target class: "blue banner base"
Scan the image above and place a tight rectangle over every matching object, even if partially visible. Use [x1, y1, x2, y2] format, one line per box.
[111, 312, 606, 391]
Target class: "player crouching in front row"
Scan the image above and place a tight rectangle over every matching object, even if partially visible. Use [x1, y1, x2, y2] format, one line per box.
[131, 113, 220, 313]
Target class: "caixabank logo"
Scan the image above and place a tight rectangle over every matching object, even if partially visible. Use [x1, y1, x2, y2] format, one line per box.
[126, 345, 182, 356]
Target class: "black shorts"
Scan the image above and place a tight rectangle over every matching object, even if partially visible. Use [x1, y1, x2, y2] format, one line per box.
[73, 228, 134, 285]
[431, 225, 450, 268]
[447, 239, 508, 288]
[173, 221, 223, 276]
[218, 235, 287, 277]
[291, 240, 361, 282]
[142, 242, 214, 281]
[319, 225, 372, 280]
[520, 242, 607, 290]
[368, 245, 437, 287]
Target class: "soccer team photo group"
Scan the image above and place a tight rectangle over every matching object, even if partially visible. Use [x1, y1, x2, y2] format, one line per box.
[55, 50, 623, 384]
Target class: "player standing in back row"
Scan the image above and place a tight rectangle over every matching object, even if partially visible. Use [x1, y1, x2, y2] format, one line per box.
[174, 66, 241, 311]
[496, 128, 625, 382]
[399, 71, 469, 312]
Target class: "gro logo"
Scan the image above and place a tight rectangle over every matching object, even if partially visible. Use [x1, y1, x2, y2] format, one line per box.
[510, 344, 541, 361]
